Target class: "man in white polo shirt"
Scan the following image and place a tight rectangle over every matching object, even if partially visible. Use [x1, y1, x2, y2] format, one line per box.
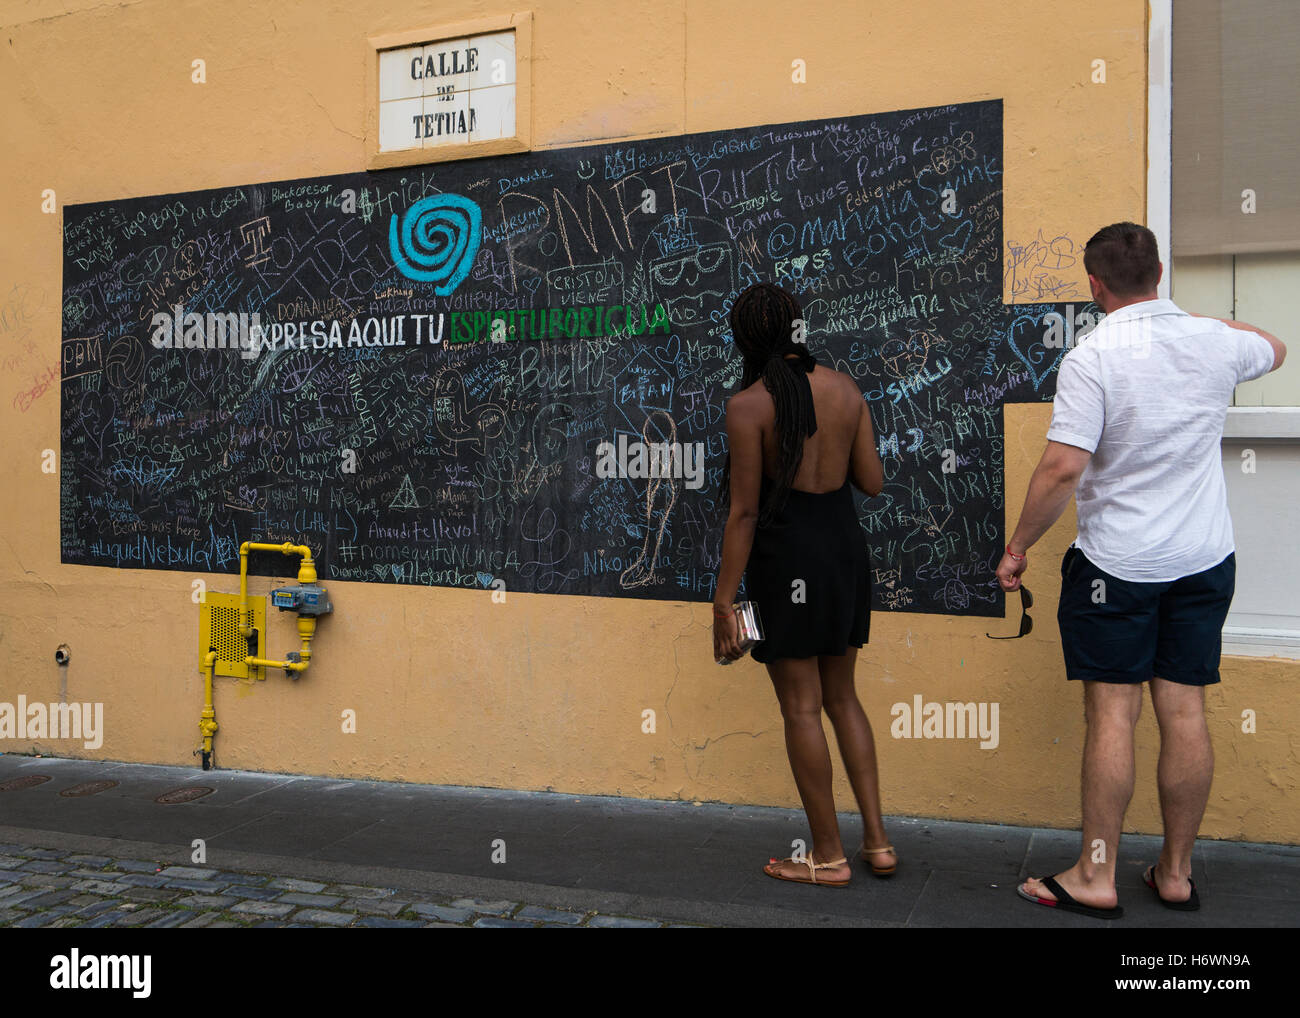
[995, 222, 1285, 919]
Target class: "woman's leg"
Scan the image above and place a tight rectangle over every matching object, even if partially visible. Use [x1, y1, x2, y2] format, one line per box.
[818, 649, 893, 864]
[765, 656, 850, 881]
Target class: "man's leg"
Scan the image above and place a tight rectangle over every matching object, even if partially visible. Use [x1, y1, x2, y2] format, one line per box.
[1144, 553, 1233, 903]
[1021, 680, 1142, 908]
[1148, 678, 1212, 902]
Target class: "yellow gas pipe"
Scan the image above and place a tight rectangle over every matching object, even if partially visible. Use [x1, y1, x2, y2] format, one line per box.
[239, 541, 317, 675]
[197, 541, 325, 769]
[198, 649, 218, 769]
[245, 615, 316, 674]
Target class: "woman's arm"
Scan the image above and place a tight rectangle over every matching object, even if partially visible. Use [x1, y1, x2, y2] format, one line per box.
[849, 394, 884, 496]
[713, 393, 763, 660]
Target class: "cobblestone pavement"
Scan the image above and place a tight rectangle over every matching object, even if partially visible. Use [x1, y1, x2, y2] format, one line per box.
[0, 841, 705, 928]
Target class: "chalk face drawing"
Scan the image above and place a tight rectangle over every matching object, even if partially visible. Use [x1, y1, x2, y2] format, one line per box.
[389, 193, 482, 292]
[60, 99, 1092, 616]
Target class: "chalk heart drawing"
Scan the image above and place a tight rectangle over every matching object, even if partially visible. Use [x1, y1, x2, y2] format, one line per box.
[938, 218, 973, 254]
[476, 571, 494, 588]
[653, 333, 681, 368]
[389, 194, 482, 295]
[1006, 312, 1063, 390]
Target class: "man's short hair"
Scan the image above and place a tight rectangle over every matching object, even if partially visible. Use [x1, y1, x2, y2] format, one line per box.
[1083, 222, 1160, 297]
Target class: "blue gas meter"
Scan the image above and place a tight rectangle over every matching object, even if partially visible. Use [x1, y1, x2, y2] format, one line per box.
[269, 584, 333, 615]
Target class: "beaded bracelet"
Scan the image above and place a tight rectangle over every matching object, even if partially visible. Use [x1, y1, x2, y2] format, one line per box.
[1005, 544, 1025, 562]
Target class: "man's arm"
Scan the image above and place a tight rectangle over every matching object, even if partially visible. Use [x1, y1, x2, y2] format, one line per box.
[996, 441, 1093, 591]
[1191, 313, 1286, 372]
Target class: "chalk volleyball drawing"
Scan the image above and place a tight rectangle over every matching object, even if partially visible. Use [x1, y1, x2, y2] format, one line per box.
[388, 194, 482, 294]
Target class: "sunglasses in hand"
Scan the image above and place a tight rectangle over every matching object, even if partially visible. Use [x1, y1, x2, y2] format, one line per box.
[986, 586, 1032, 640]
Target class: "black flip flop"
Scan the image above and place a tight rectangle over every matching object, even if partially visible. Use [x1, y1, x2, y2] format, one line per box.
[1017, 875, 1124, 920]
[1143, 865, 1200, 911]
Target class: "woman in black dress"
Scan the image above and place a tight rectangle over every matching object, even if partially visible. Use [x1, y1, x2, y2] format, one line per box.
[712, 282, 895, 887]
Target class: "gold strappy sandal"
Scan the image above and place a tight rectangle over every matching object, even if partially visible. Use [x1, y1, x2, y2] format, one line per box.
[860, 844, 897, 877]
[763, 853, 850, 887]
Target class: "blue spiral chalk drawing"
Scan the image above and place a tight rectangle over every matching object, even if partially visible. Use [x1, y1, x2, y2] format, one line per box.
[388, 194, 482, 294]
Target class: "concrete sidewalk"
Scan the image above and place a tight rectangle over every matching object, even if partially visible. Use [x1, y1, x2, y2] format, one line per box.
[1, 753, 1296, 928]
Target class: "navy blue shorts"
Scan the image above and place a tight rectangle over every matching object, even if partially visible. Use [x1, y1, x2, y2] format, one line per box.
[1057, 546, 1235, 686]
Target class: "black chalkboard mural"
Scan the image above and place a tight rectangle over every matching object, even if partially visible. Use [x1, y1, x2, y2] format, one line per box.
[61, 99, 1092, 615]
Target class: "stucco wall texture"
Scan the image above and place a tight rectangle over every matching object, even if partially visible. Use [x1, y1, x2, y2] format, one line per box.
[1, 0, 1295, 843]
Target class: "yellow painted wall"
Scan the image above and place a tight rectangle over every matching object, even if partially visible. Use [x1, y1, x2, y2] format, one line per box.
[1, 0, 1295, 843]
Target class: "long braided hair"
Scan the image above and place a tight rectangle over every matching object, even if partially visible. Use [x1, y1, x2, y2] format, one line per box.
[719, 282, 817, 527]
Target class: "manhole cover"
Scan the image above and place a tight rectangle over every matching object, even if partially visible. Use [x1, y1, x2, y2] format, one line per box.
[155, 786, 214, 804]
[0, 775, 52, 791]
[60, 780, 119, 797]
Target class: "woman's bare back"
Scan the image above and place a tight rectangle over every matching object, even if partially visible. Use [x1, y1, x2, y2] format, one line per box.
[743, 359, 881, 495]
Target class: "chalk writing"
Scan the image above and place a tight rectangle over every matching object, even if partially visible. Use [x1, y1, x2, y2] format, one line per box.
[61, 100, 1089, 615]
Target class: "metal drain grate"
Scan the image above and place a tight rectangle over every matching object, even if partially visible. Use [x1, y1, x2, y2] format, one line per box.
[60, 780, 119, 797]
[0, 775, 52, 791]
[155, 786, 214, 804]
